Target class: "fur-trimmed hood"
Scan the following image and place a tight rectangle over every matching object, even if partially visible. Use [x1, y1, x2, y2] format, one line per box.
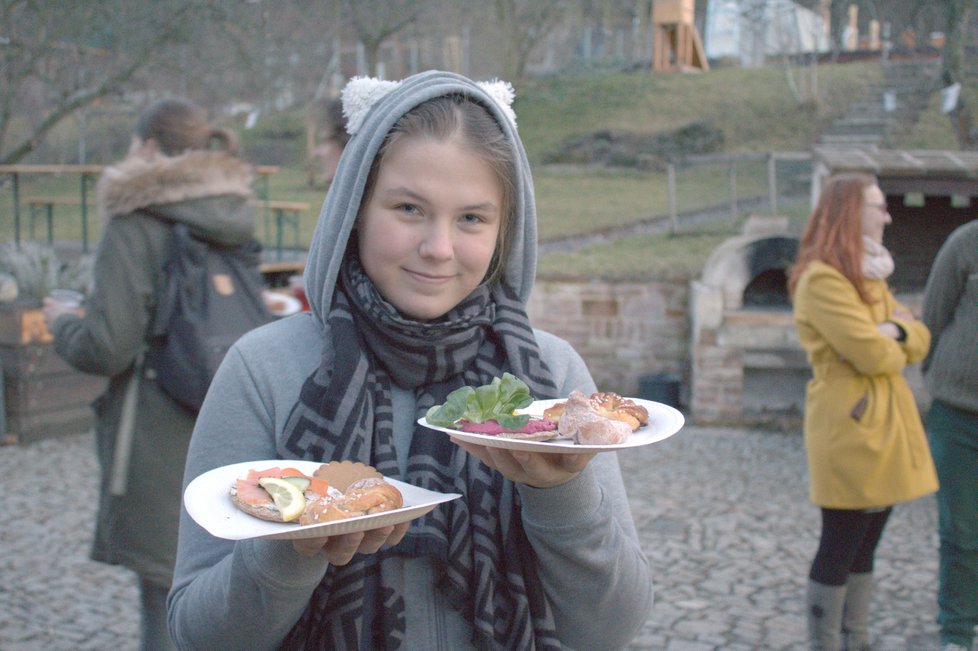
[96, 149, 257, 245]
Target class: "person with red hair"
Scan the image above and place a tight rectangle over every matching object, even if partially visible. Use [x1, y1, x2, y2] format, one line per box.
[789, 173, 938, 650]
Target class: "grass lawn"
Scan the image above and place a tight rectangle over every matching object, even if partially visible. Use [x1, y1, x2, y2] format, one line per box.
[4, 60, 955, 279]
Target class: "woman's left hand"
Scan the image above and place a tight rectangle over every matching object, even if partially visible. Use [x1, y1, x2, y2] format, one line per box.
[450, 437, 596, 488]
[892, 306, 916, 322]
[292, 521, 410, 564]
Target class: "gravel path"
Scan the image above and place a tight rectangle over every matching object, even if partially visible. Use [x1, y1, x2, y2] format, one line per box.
[0, 426, 942, 650]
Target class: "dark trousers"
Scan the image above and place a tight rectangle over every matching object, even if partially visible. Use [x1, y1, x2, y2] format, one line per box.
[927, 399, 978, 647]
[139, 577, 176, 651]
[809, 507, 892, 586]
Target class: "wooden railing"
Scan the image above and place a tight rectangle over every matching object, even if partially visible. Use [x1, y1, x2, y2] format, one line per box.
[0, 164, 305, 259]
[0, 165, 102, 251]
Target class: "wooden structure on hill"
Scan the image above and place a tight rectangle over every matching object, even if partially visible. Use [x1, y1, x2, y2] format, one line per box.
[652, 0, 709, 72]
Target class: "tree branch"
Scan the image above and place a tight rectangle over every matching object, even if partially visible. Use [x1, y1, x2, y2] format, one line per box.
[1, 3, 198, 164]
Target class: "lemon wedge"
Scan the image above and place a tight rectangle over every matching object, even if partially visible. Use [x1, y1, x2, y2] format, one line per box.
[258, 477, 306, 522]
[283, 476, 311, 492]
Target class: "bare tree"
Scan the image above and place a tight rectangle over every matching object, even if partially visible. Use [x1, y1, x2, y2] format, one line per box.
[0, 0, 225, 164]
[494, 0, 570, 82]
[340, 0, 426, 77]
[941, 0, 977, 148]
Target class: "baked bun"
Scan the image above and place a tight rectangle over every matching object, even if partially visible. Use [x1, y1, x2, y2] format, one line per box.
[544, 391, 648, 432]
[555, 390, 634, 445]
[299, 478, 404, 525]
[589, 392, 649, 430]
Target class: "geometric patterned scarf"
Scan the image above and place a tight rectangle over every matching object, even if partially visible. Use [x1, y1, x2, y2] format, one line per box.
[279, 253, 562, 650]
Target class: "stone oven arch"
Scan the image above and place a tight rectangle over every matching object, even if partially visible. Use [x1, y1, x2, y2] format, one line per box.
[700, 234, 798, 310]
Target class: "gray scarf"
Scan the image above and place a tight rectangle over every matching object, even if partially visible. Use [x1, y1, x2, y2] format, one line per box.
[280, 253, 561, 650]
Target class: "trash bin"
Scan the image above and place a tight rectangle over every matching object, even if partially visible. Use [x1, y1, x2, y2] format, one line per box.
[638, 372, 680, 409]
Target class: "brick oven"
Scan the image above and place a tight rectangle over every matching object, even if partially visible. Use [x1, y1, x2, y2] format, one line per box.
[689, 217, 805, 426]
[690, 148, 977, 426]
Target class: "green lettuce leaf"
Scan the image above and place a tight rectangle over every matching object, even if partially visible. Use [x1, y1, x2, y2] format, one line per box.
[425, 372, 533, 430]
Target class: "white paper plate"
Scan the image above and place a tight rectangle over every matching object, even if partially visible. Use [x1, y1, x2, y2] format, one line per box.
[419, 397, 684, 454]
[184, 460, 461, 541]
[263, 291, 302, 317]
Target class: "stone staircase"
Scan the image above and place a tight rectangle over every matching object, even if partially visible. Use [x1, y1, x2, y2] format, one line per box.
[819, 58, 942, 147]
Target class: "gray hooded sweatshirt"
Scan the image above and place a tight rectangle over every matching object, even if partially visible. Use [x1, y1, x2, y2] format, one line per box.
[167, 71, 653, 651]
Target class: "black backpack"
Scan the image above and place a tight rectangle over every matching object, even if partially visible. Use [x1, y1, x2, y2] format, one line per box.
[146, 222, 273, 413]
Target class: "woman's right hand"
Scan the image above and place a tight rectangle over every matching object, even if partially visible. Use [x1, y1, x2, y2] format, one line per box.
[877, 321, 902, 339]
[878, 306, 916, 339]
[291, 522, 410, 565]
[41, 297, 82, 329]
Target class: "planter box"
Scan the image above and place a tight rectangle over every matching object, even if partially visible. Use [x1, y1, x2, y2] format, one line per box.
[0, 303, 106, 445]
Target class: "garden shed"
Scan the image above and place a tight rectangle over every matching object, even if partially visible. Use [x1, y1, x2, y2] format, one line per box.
[811, 146, 978, 293]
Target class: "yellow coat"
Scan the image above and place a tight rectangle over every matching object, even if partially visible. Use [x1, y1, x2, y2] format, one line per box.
[793, 261, 938, 509]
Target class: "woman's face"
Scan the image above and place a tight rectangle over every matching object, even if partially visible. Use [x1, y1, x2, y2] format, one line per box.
[860, 184, 891, 244]
[357, 136, 503, 321]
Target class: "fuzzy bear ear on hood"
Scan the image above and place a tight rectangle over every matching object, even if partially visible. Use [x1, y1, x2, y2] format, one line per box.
[305, 70, 538, 323]
[342, 76, 517, 136]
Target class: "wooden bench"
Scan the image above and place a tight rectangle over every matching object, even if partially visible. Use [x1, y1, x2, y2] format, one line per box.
[259, 259, 306, 287]
[1, 164, 292, 257]
[254, 199, 312, 261]
[23, 195, 95, 248]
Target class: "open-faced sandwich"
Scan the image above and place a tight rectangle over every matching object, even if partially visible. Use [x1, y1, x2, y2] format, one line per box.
[424, 373, 559, 441]
[230, 461, 403, 524]
[425, 374, 652, 446]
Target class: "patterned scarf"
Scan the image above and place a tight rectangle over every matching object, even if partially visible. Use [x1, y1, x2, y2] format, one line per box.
[279, 253, 561, 650]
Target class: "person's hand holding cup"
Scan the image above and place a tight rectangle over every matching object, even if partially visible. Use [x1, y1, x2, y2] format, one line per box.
[43, 289, 85, 329]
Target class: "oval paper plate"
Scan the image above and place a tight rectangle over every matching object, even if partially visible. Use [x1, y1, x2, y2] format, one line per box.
[419, 397, 684, 454]
[184, 460, 461, 540]
[264, 292, 302, 317]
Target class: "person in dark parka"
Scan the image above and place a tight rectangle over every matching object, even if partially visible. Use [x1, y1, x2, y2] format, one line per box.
[43, 97, 258, 651]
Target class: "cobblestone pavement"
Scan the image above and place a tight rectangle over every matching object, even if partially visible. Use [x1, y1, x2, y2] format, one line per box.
[1, 426, 943, 651]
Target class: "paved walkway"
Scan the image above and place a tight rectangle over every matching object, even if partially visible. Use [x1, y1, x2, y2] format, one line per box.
[0, 425, 943, 651]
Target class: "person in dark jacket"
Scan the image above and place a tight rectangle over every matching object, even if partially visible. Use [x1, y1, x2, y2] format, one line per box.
[922, 219, 978, 651]
[43, 97, 258, 651]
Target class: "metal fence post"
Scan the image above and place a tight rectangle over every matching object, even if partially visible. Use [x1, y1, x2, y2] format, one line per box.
[667, 162, 677, 234]
[768, 153, 778, 214]
[728, 160, 737, 221]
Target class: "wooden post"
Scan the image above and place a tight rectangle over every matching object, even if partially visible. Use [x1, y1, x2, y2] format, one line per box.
[869, 19, 880, 50]
[79, 174, 90, 253]
[845, 4, 858, 51]
[728, 161, 737, 221]
[667, 162, 678, 234]
[651, 0, 708, 72]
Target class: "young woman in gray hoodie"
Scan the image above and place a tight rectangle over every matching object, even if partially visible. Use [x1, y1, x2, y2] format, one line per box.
[167, 71, 653, 651]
